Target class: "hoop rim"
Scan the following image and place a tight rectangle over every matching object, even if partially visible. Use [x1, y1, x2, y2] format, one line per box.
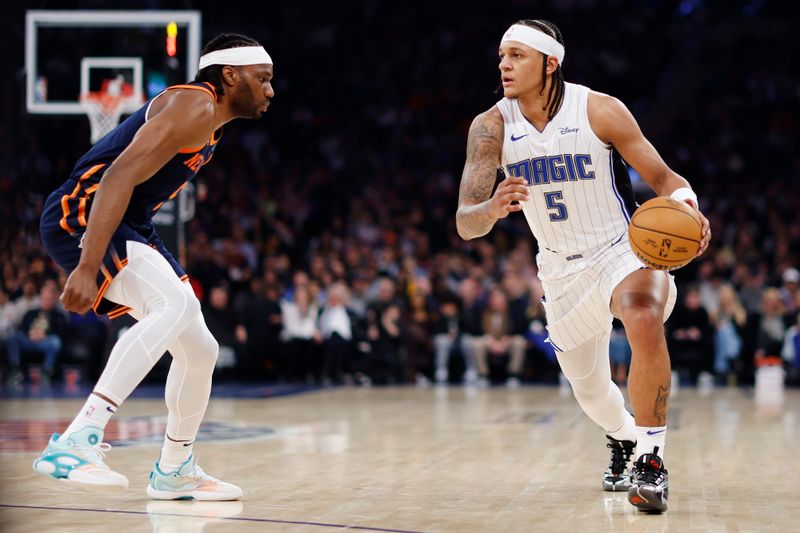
[79, 91, 142, 113]
[79, 90, 143, 144]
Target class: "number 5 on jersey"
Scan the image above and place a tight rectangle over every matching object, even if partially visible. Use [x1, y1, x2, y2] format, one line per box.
[544, 191, 568, 221]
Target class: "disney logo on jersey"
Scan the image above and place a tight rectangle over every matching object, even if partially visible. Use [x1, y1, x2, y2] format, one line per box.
[506, 154, 595, 186]
[559, 127, 579, 135]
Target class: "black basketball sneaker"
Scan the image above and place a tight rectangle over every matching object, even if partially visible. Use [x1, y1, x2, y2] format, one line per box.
[628, 450, 669, 513]
[603, 435, 635, 491]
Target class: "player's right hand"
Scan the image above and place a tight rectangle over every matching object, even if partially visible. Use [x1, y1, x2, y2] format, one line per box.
[60, 265, 99, 314]
[488, 176, 530, 220]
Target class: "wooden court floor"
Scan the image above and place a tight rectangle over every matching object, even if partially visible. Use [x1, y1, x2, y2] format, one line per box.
[0, 385, 797, 532]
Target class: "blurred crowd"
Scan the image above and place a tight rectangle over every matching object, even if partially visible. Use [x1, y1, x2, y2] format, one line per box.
[2, 1, 798, 388]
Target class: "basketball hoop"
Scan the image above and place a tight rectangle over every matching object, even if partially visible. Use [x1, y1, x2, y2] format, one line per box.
[80, 77, 141, 144]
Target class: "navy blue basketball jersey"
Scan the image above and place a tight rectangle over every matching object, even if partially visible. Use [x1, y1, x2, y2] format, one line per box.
[40, 81, 221, 317]
[59, 81, 221, 233]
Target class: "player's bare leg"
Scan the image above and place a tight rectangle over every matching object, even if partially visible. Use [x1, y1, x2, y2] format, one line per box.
[612, 268, 671, 512]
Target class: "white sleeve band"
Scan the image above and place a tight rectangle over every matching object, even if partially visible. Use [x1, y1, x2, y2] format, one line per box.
[670, 187, 698, 208]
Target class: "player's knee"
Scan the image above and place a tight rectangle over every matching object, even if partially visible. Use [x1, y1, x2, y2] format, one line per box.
[565, 371, 606, 397]
[617, 300, 663, 333]
[183, 293, 202, 321]
[189, 326, 219, 369]
[204, 334, 220, 367]
[556, 336, 604, 381]
[164, 289, 201, 324]
[567, 380, 611, 413]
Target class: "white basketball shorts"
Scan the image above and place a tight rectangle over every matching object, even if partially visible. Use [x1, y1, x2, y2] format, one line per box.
[536, 234, 677, 353]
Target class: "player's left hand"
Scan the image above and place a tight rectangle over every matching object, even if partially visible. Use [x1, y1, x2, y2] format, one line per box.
[60, 264, 99, 314]
[685, 201, 711, 256]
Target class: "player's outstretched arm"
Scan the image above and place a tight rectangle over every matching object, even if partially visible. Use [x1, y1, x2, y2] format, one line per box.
[587, 91, 710, 255]
[60, 91, 215, 314]
[456, 107, 528, 240]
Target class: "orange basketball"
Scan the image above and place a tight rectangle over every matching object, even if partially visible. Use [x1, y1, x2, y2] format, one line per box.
[628, 197, 702, 271]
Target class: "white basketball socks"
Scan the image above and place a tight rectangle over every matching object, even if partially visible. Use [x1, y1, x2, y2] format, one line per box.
[59, 393, 117, 441]
[160, 435, 194, 471]
[635, 425, 667, 460]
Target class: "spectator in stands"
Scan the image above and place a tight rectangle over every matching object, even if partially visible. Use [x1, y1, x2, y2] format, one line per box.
[280, 285, 322, 382]
[778, 267, 800, 316]
[0, 288, 15, 380]
[202, 283, 244, 376]
[347, 273, 370, 318]
[754, 288, 786, 363]
[473, 288, 525, 388]
[318, 282, 359, 385]
[237, 279, 283, 380]
[711, 284, 746, 380]
[405, 292, 434, 385]
[7, 279, 40, 330]
[780, 313, 800, 385]
[457, 277, 483, 384]
[5, 282, 66, 385]
[667, 285, 714, 383]
[365, 301, 404, 384]
[433, 295, 461, 385]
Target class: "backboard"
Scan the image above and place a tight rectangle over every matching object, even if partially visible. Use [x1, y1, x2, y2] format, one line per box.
[25, 10, 202, 115]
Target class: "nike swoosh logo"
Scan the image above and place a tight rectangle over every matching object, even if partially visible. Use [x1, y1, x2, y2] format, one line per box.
[182, 441, 195, 447]
[510, 133, 529, 142]
[646, 430, 666, 435]
[106, 407, 116, 413]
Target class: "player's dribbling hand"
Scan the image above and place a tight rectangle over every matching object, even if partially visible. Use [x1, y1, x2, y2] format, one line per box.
[488, 176, 530, 220]
[60, 265, 99, 314]
[696, 210, 711, 256]
[686, 202, 711, 257]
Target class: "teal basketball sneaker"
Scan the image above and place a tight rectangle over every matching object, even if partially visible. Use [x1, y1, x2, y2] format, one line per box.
[147, 455, 243, 500]
[32, 426, 129, 489]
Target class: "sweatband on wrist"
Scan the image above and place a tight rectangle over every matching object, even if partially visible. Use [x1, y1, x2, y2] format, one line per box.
[670, 187, 698, 208]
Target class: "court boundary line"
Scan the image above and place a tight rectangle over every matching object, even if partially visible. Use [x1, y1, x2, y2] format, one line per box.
[0, 503, 428, 533]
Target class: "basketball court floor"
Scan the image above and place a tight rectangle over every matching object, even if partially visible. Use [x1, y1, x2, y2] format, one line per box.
[0, 384, 797, 532]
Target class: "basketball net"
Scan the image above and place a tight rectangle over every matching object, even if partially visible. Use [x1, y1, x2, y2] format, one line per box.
[80, 77, 141, 144]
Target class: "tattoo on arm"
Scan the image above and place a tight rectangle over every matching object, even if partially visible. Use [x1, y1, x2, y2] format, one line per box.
[653, 383, 670, 425]
[456, 109, 504, 240]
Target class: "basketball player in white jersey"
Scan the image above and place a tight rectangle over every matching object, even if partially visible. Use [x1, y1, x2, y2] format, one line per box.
[456, 20, 710, 513]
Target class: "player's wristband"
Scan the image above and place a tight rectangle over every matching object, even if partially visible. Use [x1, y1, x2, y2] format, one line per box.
[670, 187, 698, 209]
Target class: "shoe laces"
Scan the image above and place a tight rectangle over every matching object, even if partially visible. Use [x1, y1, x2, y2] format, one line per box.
[186, 463, 219, 483]
[606, 439, 634, 475]
[73, 441, 112, 465]
[634, 458, 665, 485]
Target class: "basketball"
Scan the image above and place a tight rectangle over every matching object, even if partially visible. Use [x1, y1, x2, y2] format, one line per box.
[628, 196, 702, 271]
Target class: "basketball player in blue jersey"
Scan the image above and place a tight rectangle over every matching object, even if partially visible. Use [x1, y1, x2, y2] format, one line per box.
[32, 34, 274, 500]
[456, 20, 710, 512]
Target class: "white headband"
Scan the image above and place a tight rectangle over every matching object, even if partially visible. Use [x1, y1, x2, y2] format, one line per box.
[501, 24, 565, 66]
[198, 46, 273, 70]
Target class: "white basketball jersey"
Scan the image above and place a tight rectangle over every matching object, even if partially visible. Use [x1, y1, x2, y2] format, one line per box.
[496, 82, 635, 255]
